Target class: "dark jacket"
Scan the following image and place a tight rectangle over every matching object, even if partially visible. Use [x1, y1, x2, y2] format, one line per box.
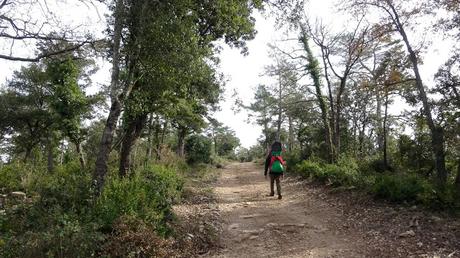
[264, 153, 272, 176]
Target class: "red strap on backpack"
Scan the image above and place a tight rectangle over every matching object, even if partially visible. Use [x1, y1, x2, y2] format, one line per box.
[269, 156, 285, 167]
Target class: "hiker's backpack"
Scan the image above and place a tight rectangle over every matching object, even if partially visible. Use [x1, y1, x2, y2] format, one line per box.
[270, 150, 284, 174]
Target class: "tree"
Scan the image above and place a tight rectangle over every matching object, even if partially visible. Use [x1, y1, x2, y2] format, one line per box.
[247, 85, 276, 150]
[301, 18, 369, 161]
[93, 0, 266, 191]
[298, 26, 334, 162]
[433, 53, 460, 193]
[207, 121, 240, 157]
[0, 0, 99, 61]
[347, 0, 448, 187]
[0, 50, 98, 169]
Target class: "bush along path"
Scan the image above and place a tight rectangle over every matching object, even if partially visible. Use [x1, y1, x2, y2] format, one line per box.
[202, 162, 460, 258]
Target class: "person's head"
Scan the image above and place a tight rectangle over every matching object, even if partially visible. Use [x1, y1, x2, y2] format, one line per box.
[271, 141, 282, 152]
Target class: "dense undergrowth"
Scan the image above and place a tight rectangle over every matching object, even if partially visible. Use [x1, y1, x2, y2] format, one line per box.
[0, 156, 212, 257]
[286, 154, 459, 212]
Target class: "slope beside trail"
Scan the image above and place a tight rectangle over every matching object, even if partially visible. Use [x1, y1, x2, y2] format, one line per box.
[204, 162, 460, 258]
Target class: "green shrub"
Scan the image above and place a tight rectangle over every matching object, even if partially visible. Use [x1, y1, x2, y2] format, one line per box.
[294, 160, 322, 178]
[284, 150, 302, 170]
[0, 165, 23, 192]
[0, 161, 186, 257]
[372, 174, 429, 203]
[185, 135, 212, 164]
[1, 214, 103, 258]
[95, 164, 184, 235]
[0, 162, 46, 192]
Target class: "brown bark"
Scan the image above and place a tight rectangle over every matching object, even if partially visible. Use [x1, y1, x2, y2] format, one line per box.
[176, 126, 187, 157]
[145, 114, 155, 165]
[75, 141, 86, 169]
[383, 90, 389, 170]
[92, 0, 124, 196]
[288, 115, 293, 152]
[157, 121, 168, 160]
[23, 147, 32, 162]
[455, 158, 460, 195]
[119, 114, 148, 177]
[47, 139, 54, 173]
[276, 74, 282, 141]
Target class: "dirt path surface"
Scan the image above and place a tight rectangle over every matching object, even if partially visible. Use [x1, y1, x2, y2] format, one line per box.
[204, 162, 460, 258]
[206, 162, 365, 258]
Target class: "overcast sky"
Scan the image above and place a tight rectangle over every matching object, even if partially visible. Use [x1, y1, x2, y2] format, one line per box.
[0, 0, 455, 149]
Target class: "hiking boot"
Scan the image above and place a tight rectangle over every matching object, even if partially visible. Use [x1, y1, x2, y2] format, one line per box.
[278, 195, 282, 200]
[267, 193, 275, 197]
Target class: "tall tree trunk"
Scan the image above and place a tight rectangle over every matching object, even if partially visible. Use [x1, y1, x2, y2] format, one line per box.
[334, 78, 347, 161]
[92, 0, 124, 196]
[23, 147, 32, 162]
[276, 74, 282, 141]
[376, 87, 384, 153]
[47, 138, 54, 173]
[176, 126, 187, 157]
[358, 121, 366, 156]
[288, 115, 293, 152]
[119, 114, 148, 177]
[157, 121, 167, 160]
[389, 3, 447, 186]
[455, 158, 460, 196]
[383, 91, 389, 170]
[75, 141, 86, 169]
[300, 32, 334, 162]
[145, 114, 155, 165]
[263, 120, 269, 151]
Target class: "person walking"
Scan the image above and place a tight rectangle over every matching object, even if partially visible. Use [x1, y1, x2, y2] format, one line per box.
[264, 141, 286, 200]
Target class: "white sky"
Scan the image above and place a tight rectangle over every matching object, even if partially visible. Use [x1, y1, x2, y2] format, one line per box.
[0, 0, 456, 149]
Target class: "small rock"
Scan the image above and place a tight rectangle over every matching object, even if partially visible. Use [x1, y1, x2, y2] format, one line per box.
[249, 235, 258, 240]
[229, 223, 239, 230]
[417, 242, 423, 247]
[242, 229, 260, 235]
[399, 230, 416, 238]
[266, 223, 278, 228]
[431, 216, 442, 222]
[240, 214, 262, 219]
[10, 191, 26, 199]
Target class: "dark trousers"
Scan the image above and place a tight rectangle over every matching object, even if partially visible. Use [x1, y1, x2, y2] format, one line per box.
[270, 174, 282, 196]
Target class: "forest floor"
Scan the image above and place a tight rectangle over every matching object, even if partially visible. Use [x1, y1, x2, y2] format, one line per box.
[185, 162, 460, 258]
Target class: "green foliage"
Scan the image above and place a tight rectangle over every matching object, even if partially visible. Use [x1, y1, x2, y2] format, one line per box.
[294, 160, 323, 178]
[292, 158, 459, 209]
[95, 164, 183, 234]
[373, 174, 429, 203]
[0, 162, 99, 258]
[0, 162, 185, 256]
[184, 135, 212, 164]
[236, 145, 264, 162]
[0, 163, 27, 191]
[284, 150, 302, 170]
[1, 217, 103, 258]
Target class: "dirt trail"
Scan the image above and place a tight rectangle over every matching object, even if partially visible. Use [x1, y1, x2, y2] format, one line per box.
[206, 162, 366, 258]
